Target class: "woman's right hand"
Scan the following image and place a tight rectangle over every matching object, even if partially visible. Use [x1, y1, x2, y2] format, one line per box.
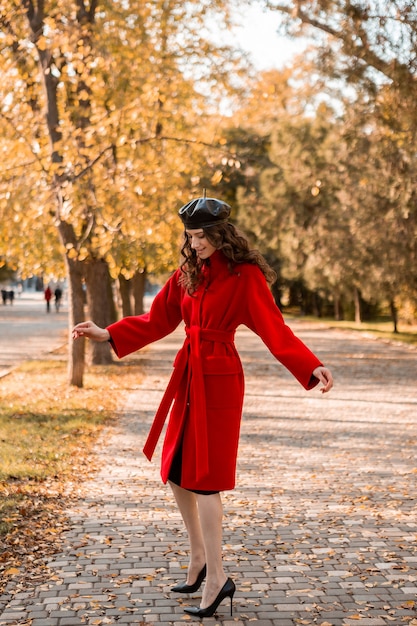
[72, 321, 110, 342]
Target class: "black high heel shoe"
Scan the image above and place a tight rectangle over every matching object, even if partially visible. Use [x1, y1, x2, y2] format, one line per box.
[183, 577, 235, 618]
[171, 564, 207, 593]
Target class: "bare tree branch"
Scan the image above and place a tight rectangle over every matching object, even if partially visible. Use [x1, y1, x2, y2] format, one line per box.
[267, 1, 416, 87]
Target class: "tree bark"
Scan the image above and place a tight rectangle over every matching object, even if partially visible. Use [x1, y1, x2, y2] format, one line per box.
[354, 286, 362, 324]
[389, 298, 398, 334]
[334, 291, 342, 321]
[65, 255, 86, 387]
[132, 268, 147, 315]
[84, 258, 116, 364]
[118, 274, 133, 317]
[56, 220, 86, 386]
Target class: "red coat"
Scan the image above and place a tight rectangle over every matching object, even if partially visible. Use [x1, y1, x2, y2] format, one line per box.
[107, 250, 322, 491]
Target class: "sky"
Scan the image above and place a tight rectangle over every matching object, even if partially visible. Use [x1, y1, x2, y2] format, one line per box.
[230, 4, 307, 70]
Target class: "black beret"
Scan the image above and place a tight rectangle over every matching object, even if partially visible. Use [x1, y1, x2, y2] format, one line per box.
[178, 197, 231, 229]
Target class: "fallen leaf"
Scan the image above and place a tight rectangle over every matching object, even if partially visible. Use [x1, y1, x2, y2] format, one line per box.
[4, 567, 20, 576]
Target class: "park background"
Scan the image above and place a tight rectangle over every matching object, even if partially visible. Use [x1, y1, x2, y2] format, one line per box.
[1, 2, 417, 624]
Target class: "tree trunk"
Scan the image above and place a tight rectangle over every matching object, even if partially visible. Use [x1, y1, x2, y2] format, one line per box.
[271, 281, 283, 309]
[265, 254, 282, 309]
[389, 298, 398, 333]
[354, 286, 362, 323]
[132, 268, 147, 315]
[334, 291, 341, 321]
[56, 220, 86, 387]
[84, 258, 116, 364]
[65, 255, 86, 387]
[118, 274, 133, 317]
[312, 292, 322, 317]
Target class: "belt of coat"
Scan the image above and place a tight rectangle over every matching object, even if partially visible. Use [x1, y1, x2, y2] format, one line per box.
[142, 326, 235, 481]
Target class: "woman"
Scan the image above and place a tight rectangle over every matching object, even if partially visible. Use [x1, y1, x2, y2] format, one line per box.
[72, 196, 333, 618]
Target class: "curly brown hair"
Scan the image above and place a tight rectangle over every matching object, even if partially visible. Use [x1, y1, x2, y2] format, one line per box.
[179, 222, 277, 294]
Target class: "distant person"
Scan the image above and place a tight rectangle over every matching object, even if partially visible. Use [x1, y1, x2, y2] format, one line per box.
[44, 286, 52, 313]
[72, 195, 333, 618]
[54, 287, 63, 312]
[8, 289, 14, 305]
[1, 289, 7, 305]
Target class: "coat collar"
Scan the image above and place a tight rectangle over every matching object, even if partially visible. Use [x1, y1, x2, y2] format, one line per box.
[203, 249, 229, 273]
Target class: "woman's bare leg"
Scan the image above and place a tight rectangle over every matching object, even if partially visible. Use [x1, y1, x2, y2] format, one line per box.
[169, 481, 206, 584]
[196, 493, 227, 608]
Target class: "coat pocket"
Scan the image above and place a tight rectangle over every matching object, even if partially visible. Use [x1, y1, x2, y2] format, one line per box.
[201, 355, 242, 375]
[202, 356, 244, 410]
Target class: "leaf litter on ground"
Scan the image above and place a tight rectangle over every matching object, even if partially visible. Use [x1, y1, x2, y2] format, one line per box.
[0, 356, 145, 602]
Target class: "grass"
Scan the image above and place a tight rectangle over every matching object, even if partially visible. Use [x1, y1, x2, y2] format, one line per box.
[0, 356, 145, 590]
[325, 319, 417, 346]
[1, 363, 107, 479]
[286, 313, 417, 347]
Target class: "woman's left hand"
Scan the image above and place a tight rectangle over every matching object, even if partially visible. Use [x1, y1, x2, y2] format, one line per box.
[313, 366, 334, 393]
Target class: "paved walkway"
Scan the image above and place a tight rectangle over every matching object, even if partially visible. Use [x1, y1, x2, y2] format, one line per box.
[1, 312, 417, 625]
[0, 291, 68, 374]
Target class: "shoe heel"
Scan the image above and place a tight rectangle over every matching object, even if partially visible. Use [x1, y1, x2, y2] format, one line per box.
[230, 583, 235, 616]
[183, 576, 235, 618]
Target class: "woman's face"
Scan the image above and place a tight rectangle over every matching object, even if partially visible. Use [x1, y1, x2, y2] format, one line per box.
[186, 229, 217, 260]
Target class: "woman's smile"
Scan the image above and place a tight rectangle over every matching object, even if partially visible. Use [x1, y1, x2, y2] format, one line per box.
[186, 228, 216, 259]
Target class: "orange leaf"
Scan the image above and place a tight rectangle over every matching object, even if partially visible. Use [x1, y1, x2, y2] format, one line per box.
[4, 567, 20, 576]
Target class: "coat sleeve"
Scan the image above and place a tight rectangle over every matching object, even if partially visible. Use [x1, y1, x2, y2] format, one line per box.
[240, 266, 322, 390]
[106, 270, 183, 359]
